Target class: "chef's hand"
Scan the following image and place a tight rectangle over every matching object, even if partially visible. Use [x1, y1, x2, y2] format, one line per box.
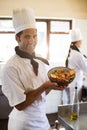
[43, 81, 68, 91]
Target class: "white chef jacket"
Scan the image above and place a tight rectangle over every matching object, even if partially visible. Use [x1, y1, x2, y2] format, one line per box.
[68, 49, 87, 103]
[2, 54, 51, 130]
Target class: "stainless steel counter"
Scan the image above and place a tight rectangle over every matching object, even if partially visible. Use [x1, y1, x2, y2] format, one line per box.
[58, 102, 87, 130]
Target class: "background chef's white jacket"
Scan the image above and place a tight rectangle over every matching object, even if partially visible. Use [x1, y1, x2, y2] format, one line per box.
[68, 49, 87, 103]
[2, 54, 51, 130]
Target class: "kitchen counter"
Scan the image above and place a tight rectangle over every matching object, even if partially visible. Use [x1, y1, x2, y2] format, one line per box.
[58, 102, 87, 130]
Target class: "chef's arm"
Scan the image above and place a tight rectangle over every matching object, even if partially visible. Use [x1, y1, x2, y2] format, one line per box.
[15, 81, 67, 111]
[45, 88, 51, 95]
[15, 83, 47, 110]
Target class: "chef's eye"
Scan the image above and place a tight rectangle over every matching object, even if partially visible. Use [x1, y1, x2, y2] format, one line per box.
[33, 35, 37, 39]
[24, 35, 30, 39]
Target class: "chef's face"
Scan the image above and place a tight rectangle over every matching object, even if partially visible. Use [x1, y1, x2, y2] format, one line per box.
[16, 28, 37, 54]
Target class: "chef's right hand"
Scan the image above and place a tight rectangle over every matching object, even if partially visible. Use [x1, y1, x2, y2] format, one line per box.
[43, 81, 68, 91]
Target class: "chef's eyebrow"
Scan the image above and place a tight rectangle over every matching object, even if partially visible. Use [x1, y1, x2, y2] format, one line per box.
[24, 34, 37, 39]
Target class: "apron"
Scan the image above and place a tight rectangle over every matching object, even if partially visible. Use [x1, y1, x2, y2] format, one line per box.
[8, 93, 51, 130]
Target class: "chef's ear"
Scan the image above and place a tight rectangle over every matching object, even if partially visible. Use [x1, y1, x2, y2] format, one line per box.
[15, 35, 21, 42]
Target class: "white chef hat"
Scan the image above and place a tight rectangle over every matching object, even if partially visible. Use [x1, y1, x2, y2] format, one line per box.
[12, 8, 36, 34]
[70, 28, 83, 42]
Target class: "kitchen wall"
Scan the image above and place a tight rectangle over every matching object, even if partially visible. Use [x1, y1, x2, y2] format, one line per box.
[0, 0, 87, 19]
[0, 0, 87, 114]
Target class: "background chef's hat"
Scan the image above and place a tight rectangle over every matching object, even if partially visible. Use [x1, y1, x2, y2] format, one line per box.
[70, 28, 83, 42]
[12, 8, 36, 34]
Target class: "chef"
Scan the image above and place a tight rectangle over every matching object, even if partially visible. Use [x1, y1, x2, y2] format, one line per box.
[1, 8, 67, 130]
[65, 29, 87, 104]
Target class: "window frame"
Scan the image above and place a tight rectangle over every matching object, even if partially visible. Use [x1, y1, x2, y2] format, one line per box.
[36, 18, 72, 59]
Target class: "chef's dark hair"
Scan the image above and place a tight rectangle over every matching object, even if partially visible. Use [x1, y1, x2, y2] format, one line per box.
[65, 42, 78, 67]
[65, 41, 87, 67]
[16, 31, 23, 38]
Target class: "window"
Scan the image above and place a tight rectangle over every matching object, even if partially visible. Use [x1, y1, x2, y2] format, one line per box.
[36, 19, 72, 65]
[50, 21, 70, 32]
[0, 18, 72, 66]
[48, 20, 71, 65]
[35, 21, 47, 58]
[0, 18, 17, 62]
[0, 33, 17, 61]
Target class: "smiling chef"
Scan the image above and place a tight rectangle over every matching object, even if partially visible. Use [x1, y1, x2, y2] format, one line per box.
[1, 8, 67, 130]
